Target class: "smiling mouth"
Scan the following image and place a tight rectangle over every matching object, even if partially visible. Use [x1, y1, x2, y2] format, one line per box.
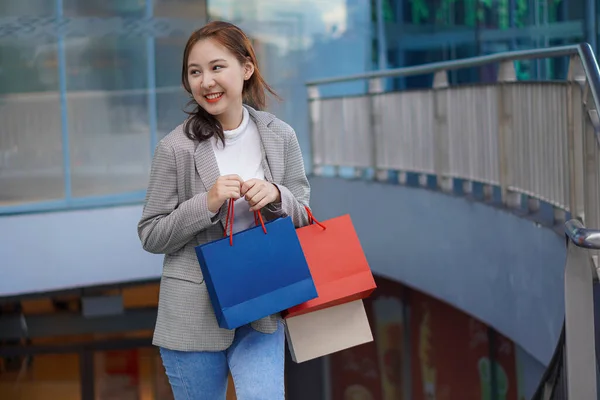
[205, 93, 224, 103]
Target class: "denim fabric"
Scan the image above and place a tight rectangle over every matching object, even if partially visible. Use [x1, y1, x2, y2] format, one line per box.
[159, 322, 285, 399]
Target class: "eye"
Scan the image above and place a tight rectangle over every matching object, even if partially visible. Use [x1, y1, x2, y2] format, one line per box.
[213, 65, 224, 71]
[189, 69, 201, 76]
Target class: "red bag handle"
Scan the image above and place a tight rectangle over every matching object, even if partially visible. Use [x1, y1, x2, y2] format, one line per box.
[305, 206, 326, 230]
[223, 199, 267, 246]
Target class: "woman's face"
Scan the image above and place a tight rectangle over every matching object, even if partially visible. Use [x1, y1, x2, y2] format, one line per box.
[186, 38, 254, 129]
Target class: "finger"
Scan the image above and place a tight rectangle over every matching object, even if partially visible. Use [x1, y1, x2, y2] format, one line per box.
[248, 191, 267, 207]
[232, 175, 245, 187]
[250, 196, 270, 211]
[229, 188, 241, 199]
[223, 180, 242, 188]
[244, 184, 263, 201]
[242, 179, 258, 192]
[220, 177, 242, 191]
[222, 174, 244, 182]
[242, 180, 258, 196]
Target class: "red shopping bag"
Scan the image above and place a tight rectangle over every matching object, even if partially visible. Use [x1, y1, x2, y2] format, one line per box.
[283, 208, 376, 318]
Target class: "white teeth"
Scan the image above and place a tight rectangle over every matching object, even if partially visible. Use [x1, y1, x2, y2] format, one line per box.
[205, 93, 223, 100]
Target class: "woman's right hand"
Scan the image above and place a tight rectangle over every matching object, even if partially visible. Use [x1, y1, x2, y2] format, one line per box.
[207, 174, 245, 213]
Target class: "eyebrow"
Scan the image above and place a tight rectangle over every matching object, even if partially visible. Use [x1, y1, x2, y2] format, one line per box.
[187, 59, 227, 69]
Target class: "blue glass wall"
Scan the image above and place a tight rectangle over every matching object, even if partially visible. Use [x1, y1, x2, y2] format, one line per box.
[0, 0, 206, 213]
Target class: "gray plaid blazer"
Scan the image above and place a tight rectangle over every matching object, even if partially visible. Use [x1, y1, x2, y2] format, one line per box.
[138, 105, 310, 352]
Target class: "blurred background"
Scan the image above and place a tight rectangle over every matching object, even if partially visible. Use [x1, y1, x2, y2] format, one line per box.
[0, 0, 599, 399]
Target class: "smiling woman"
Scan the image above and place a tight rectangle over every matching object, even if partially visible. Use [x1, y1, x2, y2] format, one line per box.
[137, 20, 311, 400]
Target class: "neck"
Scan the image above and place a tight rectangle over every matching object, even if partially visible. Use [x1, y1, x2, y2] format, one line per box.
[218, 104, 244, 131]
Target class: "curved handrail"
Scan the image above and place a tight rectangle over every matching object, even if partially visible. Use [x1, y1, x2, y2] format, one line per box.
[307, 42, 600, 144]
[307, 44, 579, 86]
[565, 219, 600, 249]
[307, 43, 597, 90]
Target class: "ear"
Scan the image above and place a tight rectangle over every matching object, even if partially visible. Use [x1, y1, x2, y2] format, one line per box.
[243, 59, 255, 81]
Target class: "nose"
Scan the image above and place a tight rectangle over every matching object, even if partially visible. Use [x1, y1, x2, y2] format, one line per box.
[201, 73, 215, 90]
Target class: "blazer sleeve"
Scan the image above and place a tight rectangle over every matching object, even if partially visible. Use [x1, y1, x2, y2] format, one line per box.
[138, 140, 220, 254]
[264, 129, 311, 228]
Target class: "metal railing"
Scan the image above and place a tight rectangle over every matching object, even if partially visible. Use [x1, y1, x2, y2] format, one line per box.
[307, 44, 600, 230]
[307, 44, 600, 398]
[532, 220, 599, 399]
[563, 220, 599, 399]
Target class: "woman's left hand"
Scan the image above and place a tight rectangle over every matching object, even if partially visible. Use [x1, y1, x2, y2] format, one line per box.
[241, 179, 281, 211]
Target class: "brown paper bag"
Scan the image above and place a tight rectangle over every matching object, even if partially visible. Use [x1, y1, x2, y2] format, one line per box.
[285, 299, 373, 363]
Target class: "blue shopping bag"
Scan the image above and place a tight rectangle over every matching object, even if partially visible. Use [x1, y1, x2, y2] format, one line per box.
[195, 199, 318, 330]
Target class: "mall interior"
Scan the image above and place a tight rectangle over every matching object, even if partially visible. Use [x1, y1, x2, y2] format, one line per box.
[1, 0, 599, 399]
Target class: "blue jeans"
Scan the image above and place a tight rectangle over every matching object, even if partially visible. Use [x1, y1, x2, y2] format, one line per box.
[159, 322, 285, 400]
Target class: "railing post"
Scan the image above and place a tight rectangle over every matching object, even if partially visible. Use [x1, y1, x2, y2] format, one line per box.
[564, 240, 597, 399]
[496, 61, 519, 208]
[432, 70, 451, 192]
[567, 55, 586, 223]
[369, 78, 385, 181]
[584, 104, 600, 231]
[307, 85, 321, 176]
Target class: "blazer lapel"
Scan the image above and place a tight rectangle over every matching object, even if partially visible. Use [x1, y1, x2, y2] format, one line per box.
[247, 106, 285, 184]
[194, 138, 231, 229]
[194, 138, 220, 192]
[259, 140, 274, 183]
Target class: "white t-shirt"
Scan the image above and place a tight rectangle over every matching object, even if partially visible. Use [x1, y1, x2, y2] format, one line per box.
[212, 107, 265, 234]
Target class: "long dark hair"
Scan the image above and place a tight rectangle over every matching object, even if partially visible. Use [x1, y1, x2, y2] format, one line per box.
[181, 21, 279, 145]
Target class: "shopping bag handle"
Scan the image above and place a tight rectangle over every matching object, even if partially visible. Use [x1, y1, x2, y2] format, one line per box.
[305, 206, 326, 230]
[223, 198, 267, 246]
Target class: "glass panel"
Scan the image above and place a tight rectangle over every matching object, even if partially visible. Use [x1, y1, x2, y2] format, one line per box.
[155, 36, 192, 139]
[0, 0, 55, 16]
[154, 0, 207, 18]
[156, 88, 189, 140]
[481, 37, 577, 81]
[68, 91, 151, 197]
[0, 38, 60, 95]
[65, 37, 150, 198]
[383, 0, 584, 84]
[65, 38, 148, 92]
[0, 39, 64, 206]
[155, 37, 185, 89]
[0, 353, 81, 399]
[63, 0, 146, 17]
[64, 0, 207, 18]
